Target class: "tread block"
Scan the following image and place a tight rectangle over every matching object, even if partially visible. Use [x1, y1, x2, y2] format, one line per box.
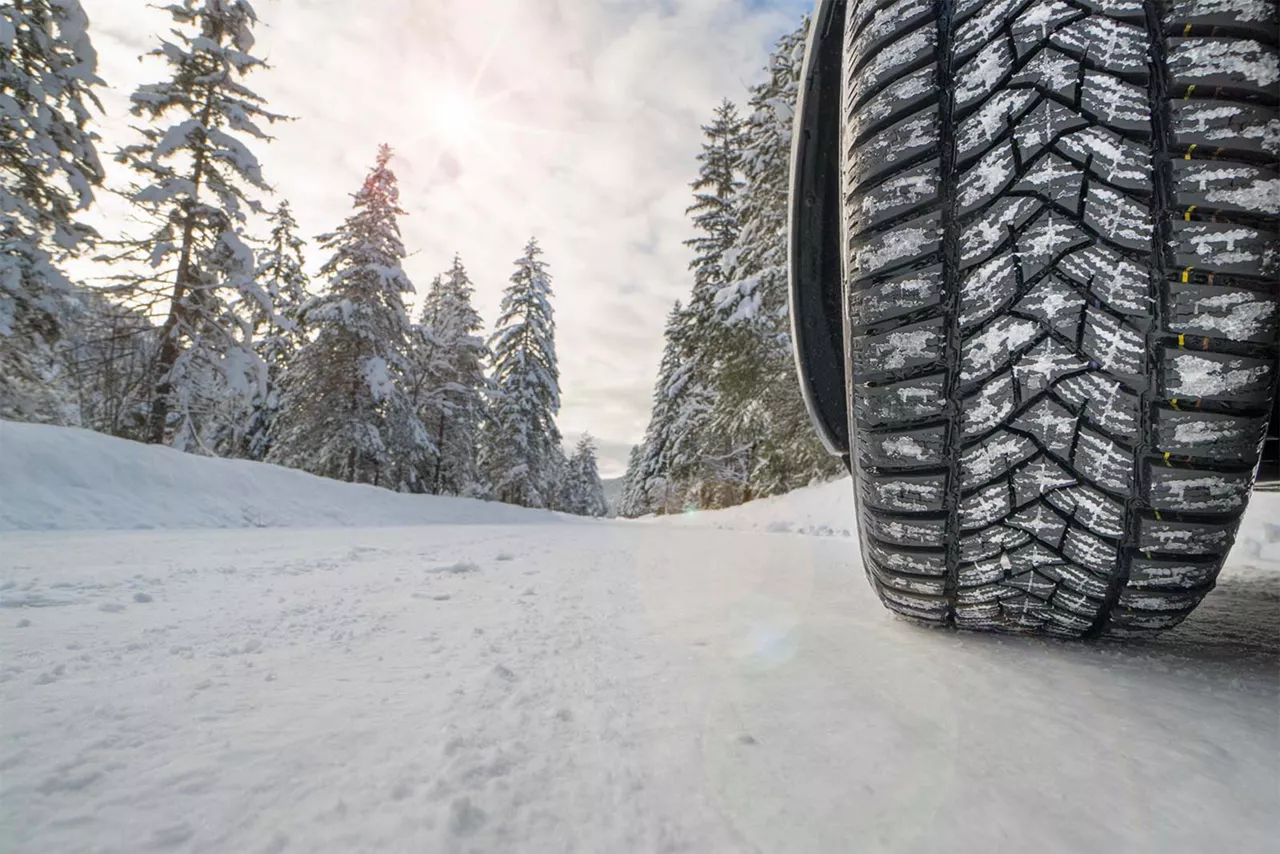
[1161, 350, 1275, 403]
[959, 525, 1033, 561]
[852, 374, 948, 426]
[1015, 277, 1086, 339]
[1051, 15, 1149, 73]
[958, 89, 1038, 158]
[958, 142, 1017, 212]
[1173, 160, 1280, 217]
[1046, 485, 1127, 537]
[1044, 562, 1110, 600]
[1172, 221, 1280, 277]
[960, 482, 1013, 529]
[1083, 185, 1152, 251]
[1063, 525, 1120, 572]
[956, 38, 1015, 109]
[1148, 465, 1254, 512]
[849, 108, 941, 187]
[1171, 101, 1280, 154]
[1072, 427, 1135, 492]
[1126, 556, 1218, 591]
[1138, 517, 1236, 554]
[1011, 338, 1091, 395]
[847, 27, 937, 111]
[851, 318, 945, 377]
[962, 316, 1043, 383]
[1011, 152, 1085, 208]
[1057, 372, 1142, 438]
[1013, 397, 1078, 456]
[848, 162, 941, 232]
[962, 430, 1039, 488]
[867, 540, 949, 576]
[961, 197, 1039, 265]
[1008, 503, 1070, 547]
[849, 265, 943, 328]
[1168, 37, 1280, 92]
[849, 213, 943, 279]
[1168, 284, 1279, 344]
[860, 471, 947, 512]
[859, 425, 949, 467]
[1081, 72, 1150, 132]
[1082, 307, 1146, 381]
[960, 253, 1019, 330]
[1013, 455, 1079, 504]
[864, 513, 948, 547]
[962, 373, 1018, 436]
[1057, 244, 1152, 315]
[1154, 408, 1271, 459]
[1057, 127, 1151, 190]
[855, 67, 938, 132]
[1169, 0, 1278, 30]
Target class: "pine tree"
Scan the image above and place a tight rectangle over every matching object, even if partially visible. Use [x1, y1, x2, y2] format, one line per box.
[240, 201, 310, 460]
[410, 255, 489, 496]
[716, 20, 843, 497]
[563, 434, 608, 518]
[108, 0, 287, 449]
[672, 101, 747, 507]
[483, 238, 562, 508]
[636, 302, 691, 514]
[0, 0, 104, 424]
[617, 444, 651, 518]
[267, 145, 431, 487]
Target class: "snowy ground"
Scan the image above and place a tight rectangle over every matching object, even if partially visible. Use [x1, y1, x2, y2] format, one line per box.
[2, 425, 1278, 853]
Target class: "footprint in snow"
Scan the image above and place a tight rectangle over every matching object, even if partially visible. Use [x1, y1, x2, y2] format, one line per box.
[495, 553, 514, 562]
[98, 603, 125, 613]
[449, 798, 487, 836]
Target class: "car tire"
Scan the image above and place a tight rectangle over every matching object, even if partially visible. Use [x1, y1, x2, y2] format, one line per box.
[838, 0, 1279, 636]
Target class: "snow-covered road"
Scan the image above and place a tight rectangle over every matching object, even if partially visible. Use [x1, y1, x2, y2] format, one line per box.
[2, 426, 1278, 853]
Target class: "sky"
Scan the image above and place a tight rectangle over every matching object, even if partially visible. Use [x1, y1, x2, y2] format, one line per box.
[84, 0, 811, 477]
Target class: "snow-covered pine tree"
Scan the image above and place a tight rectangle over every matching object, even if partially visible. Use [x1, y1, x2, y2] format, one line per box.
[410, 255, 489, 496]
[715, 19, 842, 497]
[636, 302, 692, 514]
[564, 434, 608, 518]
[239, 201, 310, 460]
[483, 238, 562, 508]
[616, 444, 650, 518]
[109, 0, 287, 449]
[0, 0, 104, 424]
[672, 100, 747, 507]
[267, 145, 432, 487]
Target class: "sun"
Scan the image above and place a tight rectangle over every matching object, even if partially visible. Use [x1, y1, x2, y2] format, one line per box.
[430, 87, 480, 147]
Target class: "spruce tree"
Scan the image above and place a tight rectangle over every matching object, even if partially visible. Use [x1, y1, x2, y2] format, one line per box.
[267, 146, 431, 487]
[617, 444, 651, 518]
[410, 255, 489, 496]
[483, 238, 561, 508]
[240, 201, 310, 459]
[672, 101, 747, 507]
[109, 0, 286, 448]
[719, 21, 843, 497]
[636, 302, 692, 514]
[563, 434, 608, 518]
[0, 0, 104, 424]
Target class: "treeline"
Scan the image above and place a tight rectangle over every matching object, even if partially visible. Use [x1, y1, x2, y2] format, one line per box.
[617, 21, 843, 518]
[1, 1, 607, 517]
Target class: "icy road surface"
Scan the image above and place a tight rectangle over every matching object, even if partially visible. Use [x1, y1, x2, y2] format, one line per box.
[1, 426, 1277, 853]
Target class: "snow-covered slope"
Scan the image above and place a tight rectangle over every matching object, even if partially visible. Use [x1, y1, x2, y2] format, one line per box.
[0, 421, 556, 531]
[2, 424, 1277, 853]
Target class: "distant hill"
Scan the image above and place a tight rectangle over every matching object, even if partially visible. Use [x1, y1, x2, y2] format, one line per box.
[601, 477, 625, 515]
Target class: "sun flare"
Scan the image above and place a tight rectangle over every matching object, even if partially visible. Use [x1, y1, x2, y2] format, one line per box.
[430, 87, 480, 146]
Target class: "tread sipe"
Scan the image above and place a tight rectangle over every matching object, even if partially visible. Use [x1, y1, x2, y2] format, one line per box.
[839, 0, 1280, 637]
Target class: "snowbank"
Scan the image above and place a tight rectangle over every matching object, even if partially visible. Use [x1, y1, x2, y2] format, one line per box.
[657, 477, 856, 538]
[0, 421, 557, 532]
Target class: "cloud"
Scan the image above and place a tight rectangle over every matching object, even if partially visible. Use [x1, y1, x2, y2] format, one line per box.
[83, 0, 807, 474]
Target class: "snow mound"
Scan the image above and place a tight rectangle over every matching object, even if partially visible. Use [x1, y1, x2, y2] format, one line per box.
[0, 422, 558, 532]
[657, 478, 856, 538]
